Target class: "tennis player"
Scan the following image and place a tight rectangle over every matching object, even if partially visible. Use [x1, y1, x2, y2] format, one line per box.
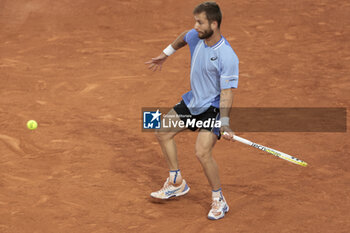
[145, 1, 238, 220]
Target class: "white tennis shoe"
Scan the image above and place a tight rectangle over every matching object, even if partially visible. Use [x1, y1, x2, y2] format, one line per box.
[208, 196, 229, 220]
[150, 178, 190, 199]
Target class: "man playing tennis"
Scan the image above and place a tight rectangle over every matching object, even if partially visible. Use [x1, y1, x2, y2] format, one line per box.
[145, 1, 238, 220]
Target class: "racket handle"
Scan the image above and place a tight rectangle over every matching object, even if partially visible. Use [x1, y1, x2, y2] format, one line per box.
[223, 132, 252, 146]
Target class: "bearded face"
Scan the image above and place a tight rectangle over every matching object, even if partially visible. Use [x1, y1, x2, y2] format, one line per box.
[197, 26, 214, 39]
[194, 12, 216, 40]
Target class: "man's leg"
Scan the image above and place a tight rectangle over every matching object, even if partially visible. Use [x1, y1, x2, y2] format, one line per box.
[195, 130, 229, 220]
[195, 130, 220, 190]
[150, 108, 190, 199]
[155, 108, 186, 172]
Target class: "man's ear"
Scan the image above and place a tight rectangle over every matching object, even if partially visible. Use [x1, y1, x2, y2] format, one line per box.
[211, 21, 218, 30]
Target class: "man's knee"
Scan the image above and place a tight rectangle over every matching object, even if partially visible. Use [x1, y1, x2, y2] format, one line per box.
[155, 129, 173, 142]
[195, 146, 212, 161]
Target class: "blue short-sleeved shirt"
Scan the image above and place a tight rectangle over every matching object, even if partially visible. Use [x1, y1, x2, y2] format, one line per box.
[182, 29, 239, 115]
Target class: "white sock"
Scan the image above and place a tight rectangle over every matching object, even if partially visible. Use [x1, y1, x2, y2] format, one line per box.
[169, 169, 182, 185]
[212, 188, 223, 200]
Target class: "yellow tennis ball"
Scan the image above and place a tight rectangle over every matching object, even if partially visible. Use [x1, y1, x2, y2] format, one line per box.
[27, 120, 38, 130]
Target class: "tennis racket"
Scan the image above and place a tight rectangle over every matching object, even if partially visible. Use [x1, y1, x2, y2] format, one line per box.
[223, 132, 308, 167]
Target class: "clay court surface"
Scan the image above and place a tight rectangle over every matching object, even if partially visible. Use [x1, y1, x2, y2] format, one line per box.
[1, 0, 349, 232]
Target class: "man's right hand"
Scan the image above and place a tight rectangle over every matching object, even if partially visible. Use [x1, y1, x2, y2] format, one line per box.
[145, 53, 168, 72]
[220, 126, 235, 141]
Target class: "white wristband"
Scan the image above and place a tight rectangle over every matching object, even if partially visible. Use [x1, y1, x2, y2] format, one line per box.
[163, 44, 176, 56]
[220, 117, 230, 126]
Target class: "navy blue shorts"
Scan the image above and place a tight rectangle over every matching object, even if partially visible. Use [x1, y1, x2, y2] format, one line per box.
[173, 100, 221, 139]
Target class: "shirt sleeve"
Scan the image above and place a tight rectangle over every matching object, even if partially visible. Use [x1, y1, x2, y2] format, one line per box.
[184, 29, 200, 56]
[219, 50, 239, 89]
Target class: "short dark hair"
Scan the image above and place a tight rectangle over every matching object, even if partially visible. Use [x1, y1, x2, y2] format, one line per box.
[193, 2, 222, 28]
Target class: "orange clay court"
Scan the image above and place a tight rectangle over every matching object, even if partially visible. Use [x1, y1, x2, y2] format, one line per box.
[0, 0, 349, 232]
